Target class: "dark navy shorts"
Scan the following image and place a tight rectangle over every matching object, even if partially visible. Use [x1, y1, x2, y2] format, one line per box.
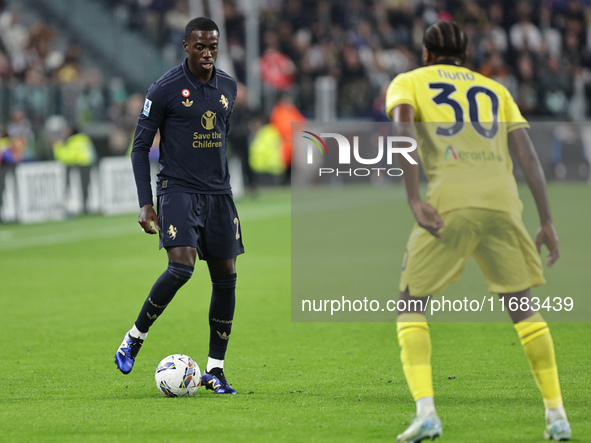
[157, 192, 244, 261]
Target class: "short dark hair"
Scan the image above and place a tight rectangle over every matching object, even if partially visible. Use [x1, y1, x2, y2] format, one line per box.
[184, 17, 219, 41]
[423, 20, 468, 59]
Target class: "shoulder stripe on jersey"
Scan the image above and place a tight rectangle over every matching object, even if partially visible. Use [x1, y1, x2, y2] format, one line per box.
[216, 70, 235, 82]
[158, 68, 184, 87]
[158, 66, 182, 80]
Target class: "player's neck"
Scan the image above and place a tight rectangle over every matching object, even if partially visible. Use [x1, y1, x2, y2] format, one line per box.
[432, 58, 462, 66]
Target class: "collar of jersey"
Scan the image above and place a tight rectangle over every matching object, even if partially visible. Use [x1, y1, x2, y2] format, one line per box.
[433, 60, 462, 67]
[182, 59, 218, 90]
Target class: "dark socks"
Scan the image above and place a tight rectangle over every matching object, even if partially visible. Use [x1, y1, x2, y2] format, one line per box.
[208, 273, 237, 360]
[135, 262, 194, 333]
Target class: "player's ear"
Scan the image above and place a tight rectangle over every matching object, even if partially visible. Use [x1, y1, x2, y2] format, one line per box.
[421, 46, 429, 65]
[183, 40, 189, 53]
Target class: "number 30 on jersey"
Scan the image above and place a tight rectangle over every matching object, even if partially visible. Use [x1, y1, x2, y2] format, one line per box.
[429, 82, 499, 139]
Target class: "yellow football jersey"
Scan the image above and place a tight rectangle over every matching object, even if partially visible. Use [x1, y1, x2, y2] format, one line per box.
[386, 63, 529, 216]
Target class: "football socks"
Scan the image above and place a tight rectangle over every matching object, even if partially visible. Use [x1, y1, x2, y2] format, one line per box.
[416, 396, 436, 419]
[135, 262, 194, 333]
[207, 357, 224, 372]
[397, 313, 434, 402]
[514, 312, 563, 409]
[208, 273, 237, 360]
[130, 324, 147, 340]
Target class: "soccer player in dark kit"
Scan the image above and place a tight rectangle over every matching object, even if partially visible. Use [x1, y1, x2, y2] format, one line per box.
[114, 17, 242, 394]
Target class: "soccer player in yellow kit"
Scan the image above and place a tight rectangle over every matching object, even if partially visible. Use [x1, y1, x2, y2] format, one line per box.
[386, 21, 571, 442]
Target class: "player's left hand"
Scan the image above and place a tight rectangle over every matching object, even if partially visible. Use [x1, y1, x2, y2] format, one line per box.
[535, 222, 559, 267]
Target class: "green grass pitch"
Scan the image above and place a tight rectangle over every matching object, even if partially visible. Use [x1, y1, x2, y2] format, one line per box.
[0, 184, 589, 442]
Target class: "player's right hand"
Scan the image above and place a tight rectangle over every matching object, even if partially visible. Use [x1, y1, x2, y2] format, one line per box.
[410, 201, 444, 239]
[535, 222, 559, 267]
[138, 204, 160, 234]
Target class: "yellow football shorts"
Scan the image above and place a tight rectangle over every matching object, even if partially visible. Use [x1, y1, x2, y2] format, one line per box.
[399, 208, 545, 296]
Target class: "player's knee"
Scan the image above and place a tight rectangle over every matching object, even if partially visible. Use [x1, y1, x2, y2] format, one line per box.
[167, 262, 194, 284]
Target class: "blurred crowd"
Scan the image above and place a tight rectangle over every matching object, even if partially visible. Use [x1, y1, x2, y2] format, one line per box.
[0, 0, 108, 163]
[109, 0, 591, 120]
[1, 0, 591, 165]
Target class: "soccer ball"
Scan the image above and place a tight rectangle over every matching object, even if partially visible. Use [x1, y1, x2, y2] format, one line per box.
[155, 354, 201, 397]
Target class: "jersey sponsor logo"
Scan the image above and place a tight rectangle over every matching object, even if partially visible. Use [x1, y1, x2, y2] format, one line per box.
[168, 224, 178, 240]
[193, 130, 223, 148]
[142, 98, 152, 116]
[201, 110, 217, 130]
[444, 145, 459, 161]
[220, 94, 229, 110]
[182, 88, 190, 97]
[443, 145, 502, 162]
[182, 98, 193, 107]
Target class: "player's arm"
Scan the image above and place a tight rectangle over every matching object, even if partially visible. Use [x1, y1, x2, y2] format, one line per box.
[131, 126, 161, 234]
[508, 127, 559, 267]
[392, 104, 444, 238]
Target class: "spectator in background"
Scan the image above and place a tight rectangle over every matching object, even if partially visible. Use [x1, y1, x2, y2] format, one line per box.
[56, 42, 81, 83]
[7, 109, 33, 141]
[260, 31, 296, 113]
[6, 109, 36, 156]
[163, 0, 189, 62]
[109, 93, 144, 155]
[52, 124, 96, 166]
[228, 83, 258, 194]
[510, 1, 543, 53]
[0, 11, 27, 78]
[540, 56, 573, 118]
[539, 4, 562, 59]
[479, 3, 508, 56]
[563, 30, 584, 71]
[338, 42, 370, 117]
[515, 53, 541, 115]
[455, 0, 487, 30]
[372, 83, 390, 123]
[248, 116, 284, 179]
[76, 69, 106, 125]
[0, 135, 31, 165]
[269, 91, 306, 185]
[479, 51, 518, 98]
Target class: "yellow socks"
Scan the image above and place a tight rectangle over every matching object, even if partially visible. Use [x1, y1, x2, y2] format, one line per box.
[514, 312, 563, 409]
[397, 313, 433, 401]
[396, 311, 563, 412]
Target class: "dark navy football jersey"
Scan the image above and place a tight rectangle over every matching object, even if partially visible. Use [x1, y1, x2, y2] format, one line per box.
[131, 60, 237, 206]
